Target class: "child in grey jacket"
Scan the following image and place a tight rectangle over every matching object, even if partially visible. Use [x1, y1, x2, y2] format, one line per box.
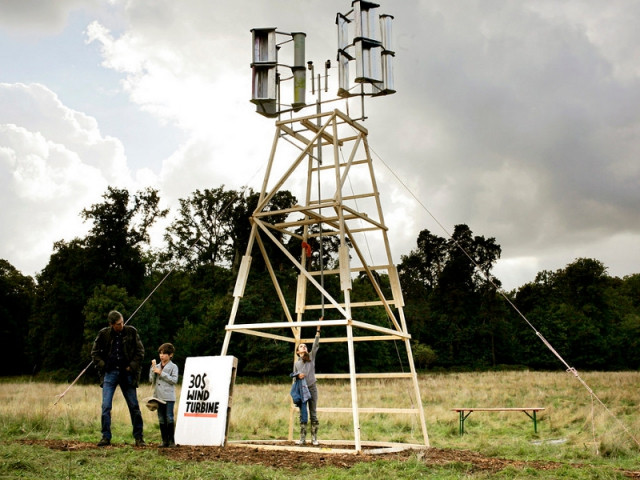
[149, 343, 179, 447]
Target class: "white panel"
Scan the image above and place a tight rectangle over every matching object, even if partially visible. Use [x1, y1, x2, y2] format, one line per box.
[355, 1, 380, 42]
[355, 41, 382, 84]
[252, 67, 276, 100]
[175, 356, 236, 446]
[252, 28, 276, 63]
[381, 52, 395, 94]
[368, 44, 382, 82]
[380, 14, 394, 52]
[251, 28, 277, 105]
[355, 40, 365, 81]
[337, 51, 350, 96]
[336, 13, 350, 50]
[354, 1, 364, 39]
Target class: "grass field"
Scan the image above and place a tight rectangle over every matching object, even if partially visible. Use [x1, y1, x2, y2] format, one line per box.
[1, 370, 639, 479]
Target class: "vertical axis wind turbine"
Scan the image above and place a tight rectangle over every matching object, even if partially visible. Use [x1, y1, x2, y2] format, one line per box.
[222, 1, 429, 453]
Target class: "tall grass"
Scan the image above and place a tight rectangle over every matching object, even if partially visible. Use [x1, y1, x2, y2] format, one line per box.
[236, 370, 640, 457]
[1, 371, 639, 478]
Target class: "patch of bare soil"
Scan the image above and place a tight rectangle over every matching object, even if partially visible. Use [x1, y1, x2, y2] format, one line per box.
[17, 439, 640, 477]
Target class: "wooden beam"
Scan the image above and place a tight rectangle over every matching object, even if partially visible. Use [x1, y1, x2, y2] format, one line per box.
[314, 158, 369, 172]
[316, 372, 413, 379]
[340, 191, 378, 201]
[350, 319, 410, 338]
[302, 335, 403, 343]
[230, 439, 427, 451]
[226, 319, 347, 331]
[342, 204, 387, 231]
[252, 202, 335, 218]
[300, 118, 343, 146]
[318, 407, 421, 414]
[230, 441, 358, 455]
[303, 299, 399, 309]
[305, 264, 395, 275]
[232, 329, 295, 343]
[334, 109, 369, 135]
[275, 109, 334, 127]
[279, 124, 313, 146]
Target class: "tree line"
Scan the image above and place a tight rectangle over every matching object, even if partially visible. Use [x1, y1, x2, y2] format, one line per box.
[2, 186, 639, 381]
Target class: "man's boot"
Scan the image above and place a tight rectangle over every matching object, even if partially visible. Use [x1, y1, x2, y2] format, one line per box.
[97, 437, 110, 447]
[296, 422, 307, 445]
[311, 422, 319, 446]
[159, 423, 168, 448]
[167, 422, 176, 447]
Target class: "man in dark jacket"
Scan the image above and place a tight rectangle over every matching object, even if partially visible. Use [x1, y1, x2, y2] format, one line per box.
[91, 310, 146, 447]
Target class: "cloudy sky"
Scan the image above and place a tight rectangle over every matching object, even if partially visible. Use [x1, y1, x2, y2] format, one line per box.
[1, 0, 639, 291]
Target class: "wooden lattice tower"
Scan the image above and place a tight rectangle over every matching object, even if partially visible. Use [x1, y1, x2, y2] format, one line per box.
[221, 108, 430, 452]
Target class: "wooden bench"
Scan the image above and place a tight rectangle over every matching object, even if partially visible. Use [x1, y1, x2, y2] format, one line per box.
[452, 407, 545, 435]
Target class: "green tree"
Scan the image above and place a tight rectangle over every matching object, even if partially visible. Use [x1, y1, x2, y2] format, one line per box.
[0, 259, 35, 375]
[613, 274, 640, 369]
[398, 225, 503, 368]
[82, 186, 168, 295]
[555, 258, 612, 368]
[512, 259, 630, 370]
[164, 187, 297, 276]
[164, 187, 241, 270]
[29, 239, 93, 374]
[412, 341, 437, 370]
[398, 229, 447, 294]
[29, 187, 167, 375]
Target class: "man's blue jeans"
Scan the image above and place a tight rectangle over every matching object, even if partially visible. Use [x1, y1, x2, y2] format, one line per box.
[101, 370, 144, 440]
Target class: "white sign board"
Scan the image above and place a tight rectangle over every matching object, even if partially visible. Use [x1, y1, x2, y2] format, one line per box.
[175, 355, 237, 446]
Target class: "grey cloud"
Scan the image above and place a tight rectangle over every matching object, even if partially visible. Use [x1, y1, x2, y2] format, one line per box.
[376, 2, 640, 270]
[0, 0, 98, 35]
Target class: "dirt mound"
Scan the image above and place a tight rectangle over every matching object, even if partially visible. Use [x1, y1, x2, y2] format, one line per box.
[17, 439, 640, 477]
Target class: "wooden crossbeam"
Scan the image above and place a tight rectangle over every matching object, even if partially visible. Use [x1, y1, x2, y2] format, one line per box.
[316, 372, 413, 379]
[300, 118, 342, 146]
[318, 407, 421, 414]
